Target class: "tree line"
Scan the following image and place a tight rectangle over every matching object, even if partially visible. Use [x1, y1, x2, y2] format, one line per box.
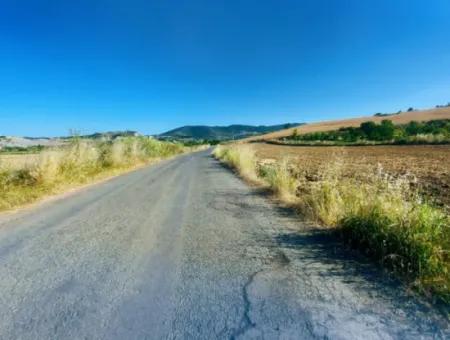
[289, 119, 450, 143]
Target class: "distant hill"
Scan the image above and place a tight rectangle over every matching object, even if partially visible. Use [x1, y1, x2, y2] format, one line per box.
[0, 131, 140, 150]
[158, 124, 301, 141]
[0, 136, 62, 149]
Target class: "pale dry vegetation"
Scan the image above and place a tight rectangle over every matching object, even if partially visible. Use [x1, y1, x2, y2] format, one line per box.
[0, 137, 185, 211]
[0, 154, 40, 170]
[214, 143, 450, 303]
[213, 144, 259, 182]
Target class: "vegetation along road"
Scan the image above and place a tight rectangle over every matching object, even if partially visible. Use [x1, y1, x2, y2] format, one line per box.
[0, 150, 448, 339]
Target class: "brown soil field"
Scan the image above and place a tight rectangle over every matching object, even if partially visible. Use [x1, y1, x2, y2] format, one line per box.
[252, 143, 450, 209]
[244, 106, 450, 142]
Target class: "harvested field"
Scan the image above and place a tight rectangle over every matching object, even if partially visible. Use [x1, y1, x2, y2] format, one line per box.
[0, 154, 40, 170]
[252, 143, 450, 209]
[244, 106, 450, 142]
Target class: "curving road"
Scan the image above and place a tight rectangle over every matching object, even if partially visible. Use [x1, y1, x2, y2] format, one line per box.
[0, 150, 448, 339]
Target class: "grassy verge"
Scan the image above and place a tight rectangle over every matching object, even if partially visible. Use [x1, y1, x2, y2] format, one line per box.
[212, 144, 260, 182]
[0, 137, 186, 212]
[213, 144, 450, 303]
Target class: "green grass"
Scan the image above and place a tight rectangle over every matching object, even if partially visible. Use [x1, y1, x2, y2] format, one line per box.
[341, 204, 449, 301]
[0, 137, 185, 211]
[214, 144, 450, 303]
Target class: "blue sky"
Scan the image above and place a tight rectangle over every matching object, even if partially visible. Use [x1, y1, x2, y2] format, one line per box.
[1, 0, 449, 136]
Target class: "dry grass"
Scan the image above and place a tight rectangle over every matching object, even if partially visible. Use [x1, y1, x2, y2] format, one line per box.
[213, 144, 259, 182]
[0, 154, 40, 170]
[0, 137, 185, 212]
[258, 158, 297, 201]
[244, 106, 450, 142]
[214, 143, 450, 303]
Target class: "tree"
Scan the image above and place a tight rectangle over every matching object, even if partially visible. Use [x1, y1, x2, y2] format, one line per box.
[291, 128, 298, 139]
[405, 121, 420, 135]
[360, 121, 377, 139]
[378, 120, 395, 140]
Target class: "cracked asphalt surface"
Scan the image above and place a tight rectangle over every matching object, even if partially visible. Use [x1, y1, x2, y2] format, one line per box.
[0, 149, 448, 339]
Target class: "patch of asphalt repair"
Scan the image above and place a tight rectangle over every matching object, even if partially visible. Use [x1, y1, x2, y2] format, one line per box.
[0, 149, 448, 339]
[231, 251, 293, 340]
[230, 269, 262, 340]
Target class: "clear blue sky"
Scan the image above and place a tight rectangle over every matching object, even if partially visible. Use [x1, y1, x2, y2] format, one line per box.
[1, 0, 449, 137]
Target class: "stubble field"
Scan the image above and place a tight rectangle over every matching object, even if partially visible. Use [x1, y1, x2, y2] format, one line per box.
[0, 154, 40, 170]
[252, 143, 450, 209]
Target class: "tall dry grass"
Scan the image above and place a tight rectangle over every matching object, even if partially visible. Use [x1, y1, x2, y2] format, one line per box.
[0, 137, 184, 211]
[258, 158, 297, 201]
[213, 144, 259, 182]
[214, 143, 450, 303]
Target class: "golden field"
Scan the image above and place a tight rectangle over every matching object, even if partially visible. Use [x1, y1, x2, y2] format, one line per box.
[0, 153, 41, 170]
[244, 106, 450, 142]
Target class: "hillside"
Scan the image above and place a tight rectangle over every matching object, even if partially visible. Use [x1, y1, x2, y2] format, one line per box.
[244, 106, 450, 142]
[159, 123, 301, 140]
[0, 131, 140, 150]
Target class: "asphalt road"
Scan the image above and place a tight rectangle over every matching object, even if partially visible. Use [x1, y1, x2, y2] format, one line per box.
[0, 150, 448, 339]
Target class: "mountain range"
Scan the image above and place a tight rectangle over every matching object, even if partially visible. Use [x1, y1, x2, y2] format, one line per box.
[1, 124, 302, 149]
[158, 123, 301, 141]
